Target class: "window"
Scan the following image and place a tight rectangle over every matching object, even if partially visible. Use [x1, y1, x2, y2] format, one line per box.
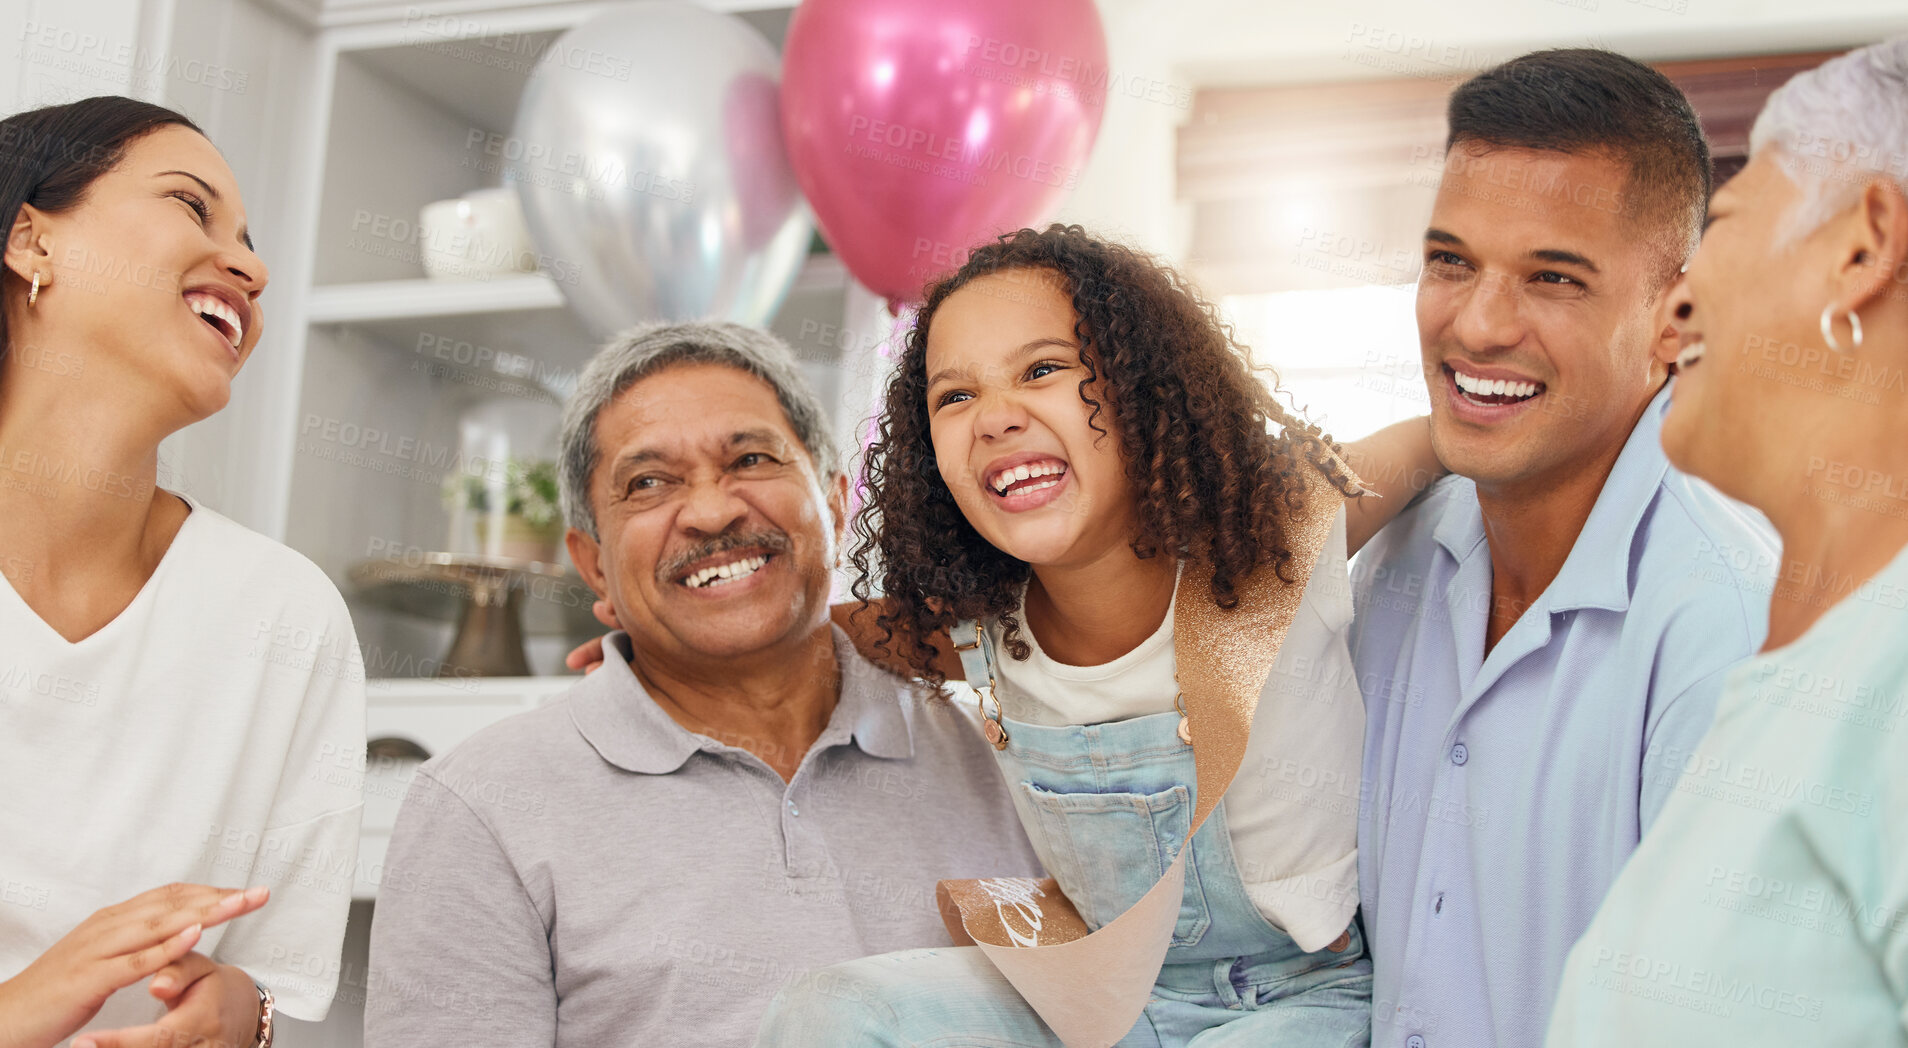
[1223, 285, 1423, 441]
[1184, 51, 1840, 441]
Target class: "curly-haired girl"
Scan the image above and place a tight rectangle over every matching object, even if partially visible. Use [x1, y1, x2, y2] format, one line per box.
[755, 224, 1441, 1047]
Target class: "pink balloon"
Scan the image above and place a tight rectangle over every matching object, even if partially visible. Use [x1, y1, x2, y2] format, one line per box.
[780, 0, 1107, 308]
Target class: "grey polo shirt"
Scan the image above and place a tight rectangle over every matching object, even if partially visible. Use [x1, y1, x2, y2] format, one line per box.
[364, 628, 1041, 1048]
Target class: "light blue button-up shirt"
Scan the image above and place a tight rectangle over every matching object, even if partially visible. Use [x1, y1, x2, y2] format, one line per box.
[1547, 541, 1908, 1047]
[1349, 382, 1778, 1048]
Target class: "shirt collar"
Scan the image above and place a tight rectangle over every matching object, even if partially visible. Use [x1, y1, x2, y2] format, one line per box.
[568, 625, 917, 775]
[1431, 380, 1676, 614]
[1431, 482, 1488, 564]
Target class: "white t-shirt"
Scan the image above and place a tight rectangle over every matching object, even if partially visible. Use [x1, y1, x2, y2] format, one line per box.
[0, 495, 365, 1028]
[989, 507, 1362, 952]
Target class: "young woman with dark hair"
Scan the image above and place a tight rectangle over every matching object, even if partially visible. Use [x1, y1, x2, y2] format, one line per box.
[752, 224, 1441, 1046]
[0, 97, 364, 1048]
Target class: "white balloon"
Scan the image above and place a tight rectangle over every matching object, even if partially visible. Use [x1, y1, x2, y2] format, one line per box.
[508, 4, 811, 337]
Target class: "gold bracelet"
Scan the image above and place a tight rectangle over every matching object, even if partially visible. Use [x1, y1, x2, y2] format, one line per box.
[253, 983, 275, 1048]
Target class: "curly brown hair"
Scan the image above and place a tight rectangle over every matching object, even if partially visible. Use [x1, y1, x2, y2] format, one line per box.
[849, 224, 1361, 685]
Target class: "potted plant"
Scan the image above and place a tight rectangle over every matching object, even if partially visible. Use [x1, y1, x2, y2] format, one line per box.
[444, 457, 564, 563]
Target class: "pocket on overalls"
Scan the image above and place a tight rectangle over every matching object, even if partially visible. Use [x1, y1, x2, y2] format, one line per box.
[1016, 781, 1213, 947]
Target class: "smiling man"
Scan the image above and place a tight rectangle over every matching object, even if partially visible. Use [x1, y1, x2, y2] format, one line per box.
[363, 322, 1038, 1048]
[1348, 50, 1781, 1048]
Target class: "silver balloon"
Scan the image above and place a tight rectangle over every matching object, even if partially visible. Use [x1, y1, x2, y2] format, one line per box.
[507, 4, 811, 337]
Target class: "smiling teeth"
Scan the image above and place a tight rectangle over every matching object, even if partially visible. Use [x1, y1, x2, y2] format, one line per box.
[991, 462, 1065, 494]
[1676, 341, 1707, 369]
[184, 291, 243, 347]
[1452, 370, 1539, 398]
[684, 555, 767, 589]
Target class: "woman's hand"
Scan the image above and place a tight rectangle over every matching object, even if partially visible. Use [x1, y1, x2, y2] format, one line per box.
[74, 953, 261, 1048]
[0, 884, 268, 1048]
[1341, 415, 1447, 557]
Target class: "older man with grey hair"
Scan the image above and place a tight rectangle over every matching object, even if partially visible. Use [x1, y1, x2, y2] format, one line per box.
[364, 321, 1039, 1048]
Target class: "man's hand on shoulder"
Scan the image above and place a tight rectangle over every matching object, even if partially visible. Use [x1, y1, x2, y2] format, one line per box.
[564, 600, 624, 674]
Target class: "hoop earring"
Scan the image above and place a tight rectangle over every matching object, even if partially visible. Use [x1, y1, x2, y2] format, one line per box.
[28, 272, 39, 307]
[1820, 302, 1864, 353]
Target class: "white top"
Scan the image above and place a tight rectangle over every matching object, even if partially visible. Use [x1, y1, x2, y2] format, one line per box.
[989, 507, 1362, 952]
[0, 495, 366, 1028]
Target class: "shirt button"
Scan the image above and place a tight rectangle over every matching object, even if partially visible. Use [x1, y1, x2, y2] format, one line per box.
[1407, 1037, 1426, 1048]
[787, 801, 800, 817]
[1450, 742, 1468, 766]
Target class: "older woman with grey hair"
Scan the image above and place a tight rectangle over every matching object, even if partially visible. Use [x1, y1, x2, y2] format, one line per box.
[1546, 37, 1908, 1047]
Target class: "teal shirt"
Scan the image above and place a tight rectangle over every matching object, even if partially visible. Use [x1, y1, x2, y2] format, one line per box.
[1548, 541, 1908, 1045]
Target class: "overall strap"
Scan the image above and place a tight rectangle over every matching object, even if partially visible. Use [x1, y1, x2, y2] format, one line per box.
[951, 618, 1010, 750]
[950, 618, 995, 691]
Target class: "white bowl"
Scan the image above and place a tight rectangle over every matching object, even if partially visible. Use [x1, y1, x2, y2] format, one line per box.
[419, 188, 539, 280]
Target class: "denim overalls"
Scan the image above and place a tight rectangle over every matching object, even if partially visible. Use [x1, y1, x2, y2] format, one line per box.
[754, 621, 1373, 1047]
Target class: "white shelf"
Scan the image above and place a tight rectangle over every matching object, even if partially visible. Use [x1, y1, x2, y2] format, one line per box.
[308, 274, 568, 323]
[310, 1, 795, 36]
[339, 9, 791, 134]
[790, 252, 848, 295]
[309, 253, 845, 327]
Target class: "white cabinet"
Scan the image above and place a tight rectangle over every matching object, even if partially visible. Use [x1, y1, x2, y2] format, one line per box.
[160, 0, 888, 679]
